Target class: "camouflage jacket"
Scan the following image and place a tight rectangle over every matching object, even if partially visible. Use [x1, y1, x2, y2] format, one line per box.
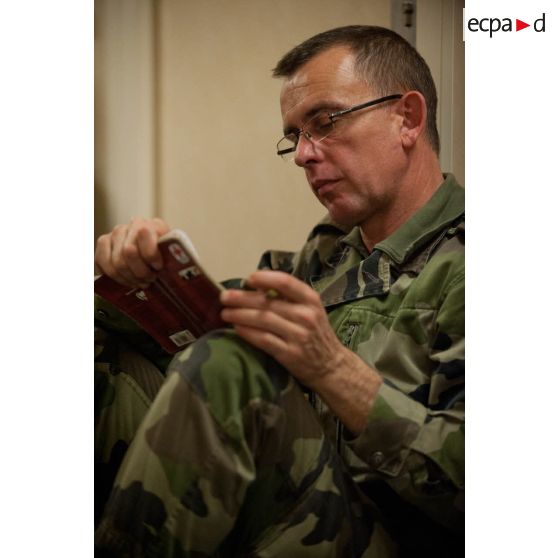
[260, 174, 465, 543]
[96, 174, 464, 549]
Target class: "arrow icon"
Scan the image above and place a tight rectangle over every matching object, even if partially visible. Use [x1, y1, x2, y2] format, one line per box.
[516, 19, 530, 31]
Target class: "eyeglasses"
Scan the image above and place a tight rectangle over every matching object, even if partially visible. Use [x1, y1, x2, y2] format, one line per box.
[276, 94, 403, 161]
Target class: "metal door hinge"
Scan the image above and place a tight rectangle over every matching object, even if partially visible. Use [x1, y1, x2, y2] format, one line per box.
[391, 0, 416, 46]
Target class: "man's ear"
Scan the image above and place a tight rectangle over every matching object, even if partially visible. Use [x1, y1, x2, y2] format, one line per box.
[396, 91, 427, 148]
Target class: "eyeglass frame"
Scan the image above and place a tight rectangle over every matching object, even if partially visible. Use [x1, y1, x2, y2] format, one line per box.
[276, 93, 403, 158]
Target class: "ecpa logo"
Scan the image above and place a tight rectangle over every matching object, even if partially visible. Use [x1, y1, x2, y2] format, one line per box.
[467, 13, 546, 38]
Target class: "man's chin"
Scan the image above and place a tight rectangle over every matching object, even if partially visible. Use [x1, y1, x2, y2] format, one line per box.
[325, 203, 364, 229]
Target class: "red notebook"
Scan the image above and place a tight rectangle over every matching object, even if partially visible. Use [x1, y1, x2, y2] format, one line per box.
[95, 229, 226, 353]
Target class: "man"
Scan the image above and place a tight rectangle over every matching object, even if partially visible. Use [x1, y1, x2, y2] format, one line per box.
[95, 25, 464, 557]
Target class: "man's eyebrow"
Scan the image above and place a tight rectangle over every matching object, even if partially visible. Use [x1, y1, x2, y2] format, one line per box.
[282, 124, 299, 136]
[282, 102, 345, 136]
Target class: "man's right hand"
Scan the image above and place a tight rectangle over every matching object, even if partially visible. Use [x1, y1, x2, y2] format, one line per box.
[94, 217, 171, 288]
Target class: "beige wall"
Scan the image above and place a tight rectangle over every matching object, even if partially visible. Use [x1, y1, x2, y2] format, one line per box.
[95, 0, 463, 280]
[416, 0, 465, 185]
[157, 0, 390, 280]
[95, 0, 156, 240]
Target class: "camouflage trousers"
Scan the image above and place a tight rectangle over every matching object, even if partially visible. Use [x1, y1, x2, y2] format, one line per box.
[95, 329, 396, 557]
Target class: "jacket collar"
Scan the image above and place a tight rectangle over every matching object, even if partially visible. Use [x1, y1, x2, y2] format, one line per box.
[374, 174, 464, 265]
[314, 174, 464, 307]
[334, 173, 464, 262]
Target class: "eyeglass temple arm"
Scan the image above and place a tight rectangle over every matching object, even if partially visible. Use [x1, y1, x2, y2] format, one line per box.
[277, 146, 296, 155]
[276, 94, 403, 156]
[330, 94, 403, 119]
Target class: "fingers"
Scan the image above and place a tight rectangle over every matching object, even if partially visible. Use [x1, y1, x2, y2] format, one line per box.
[136, 226, 165, 271]
[220, 271, 343, 386]
[244, 270, 322, 305]
[221, 304, 307, 341]
[110, 224, 143, 285]
[220, 271, 327, 346]
[94, 217, 170, 287]
[221, 288, 322, 330]
[95, 231, 130, 285]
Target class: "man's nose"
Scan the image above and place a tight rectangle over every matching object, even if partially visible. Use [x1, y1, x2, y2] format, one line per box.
[294, 133, 321, 167]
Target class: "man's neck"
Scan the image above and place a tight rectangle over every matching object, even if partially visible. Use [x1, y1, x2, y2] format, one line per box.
[359, 161, 444, 252]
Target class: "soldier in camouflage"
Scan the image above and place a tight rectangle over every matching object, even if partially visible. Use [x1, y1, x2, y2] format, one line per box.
[94, 26, 464, 557]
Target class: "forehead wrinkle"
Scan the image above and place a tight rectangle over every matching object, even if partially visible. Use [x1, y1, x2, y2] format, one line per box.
[280, 80, 345, 133]
[279, 47, 371, 131]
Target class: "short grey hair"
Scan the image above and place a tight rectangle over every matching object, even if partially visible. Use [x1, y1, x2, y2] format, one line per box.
[273, 25, 440, 154]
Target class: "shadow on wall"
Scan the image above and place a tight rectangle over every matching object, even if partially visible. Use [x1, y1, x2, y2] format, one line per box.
[94, 181, 110, 246]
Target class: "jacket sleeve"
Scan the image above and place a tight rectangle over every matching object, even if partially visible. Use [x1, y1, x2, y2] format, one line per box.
[345, 273, 465, 533]
[257, 215, 349, 279]
[256, 249, 297, 273]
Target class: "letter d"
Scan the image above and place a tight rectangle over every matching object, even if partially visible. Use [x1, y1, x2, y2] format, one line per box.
[534, 13, 545, 32]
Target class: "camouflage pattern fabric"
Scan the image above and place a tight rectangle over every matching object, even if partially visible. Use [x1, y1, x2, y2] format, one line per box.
[95, 330, 396, 557]
[285, 174, 465, 555]
[95, 327, 167, 525]
[95, 174, 464, 556]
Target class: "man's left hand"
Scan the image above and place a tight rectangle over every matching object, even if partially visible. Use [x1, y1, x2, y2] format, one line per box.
[220, 270, 344, 389]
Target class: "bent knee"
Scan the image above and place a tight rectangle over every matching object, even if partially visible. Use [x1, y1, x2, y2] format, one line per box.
[169, 329, 289, 406]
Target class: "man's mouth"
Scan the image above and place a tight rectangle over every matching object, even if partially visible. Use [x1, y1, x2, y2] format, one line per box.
[311, 178, 341, 196]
